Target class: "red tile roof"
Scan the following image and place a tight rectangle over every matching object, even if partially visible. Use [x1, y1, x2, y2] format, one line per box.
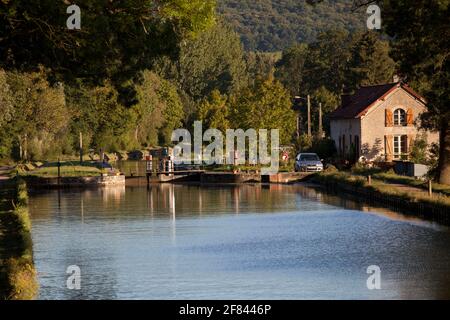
[329, 82, 426, 119]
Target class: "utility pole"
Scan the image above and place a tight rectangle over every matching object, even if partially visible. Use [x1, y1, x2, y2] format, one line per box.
[318, 103, 323, 139]
[307, 95, 312, 138]
[79, 132, 83, 164]
[296, 113, 300, 139]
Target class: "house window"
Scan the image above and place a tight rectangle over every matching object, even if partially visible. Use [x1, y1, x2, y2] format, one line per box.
[393, 135, 408, 160]
[394, 108, 407, 126]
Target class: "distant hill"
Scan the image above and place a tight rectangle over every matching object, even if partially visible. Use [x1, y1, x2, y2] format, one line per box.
[218, 0, 366, 51]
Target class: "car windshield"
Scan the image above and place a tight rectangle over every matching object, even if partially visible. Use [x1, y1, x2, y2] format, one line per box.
[300, 154, 319, 161]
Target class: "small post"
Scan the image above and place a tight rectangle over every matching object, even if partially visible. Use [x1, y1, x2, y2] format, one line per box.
[367, 175, 372, 186]
[57, 158, 61, 186]
[428, 180, 433, 197]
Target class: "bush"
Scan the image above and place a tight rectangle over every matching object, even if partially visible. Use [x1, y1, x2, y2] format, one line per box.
[309, 138, 337, 160]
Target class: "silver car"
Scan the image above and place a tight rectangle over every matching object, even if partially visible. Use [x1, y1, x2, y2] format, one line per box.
[295, 153, 324, 172]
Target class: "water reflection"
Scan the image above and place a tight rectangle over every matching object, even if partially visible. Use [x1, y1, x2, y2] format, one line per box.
[28, 184, 450, 300]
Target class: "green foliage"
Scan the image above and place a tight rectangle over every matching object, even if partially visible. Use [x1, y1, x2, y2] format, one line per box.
[294, 134, 313, 153]
[346, 31, 396, 90]
[409, 133, 429, 165]
[0, 179, 38, 300]
[156, 20, 247, 101]
[294, 135, 336, 159]
[275, 43, 309, 97]
[0, 68, 70, 160]
[218, 0, 365, 51]
[309, 138, 337, 160]
[245, 51, 282, 84]
[198, 90, 230, 132]
[314, 170, 450, 208]
[0, 69, 13, 130]
[229, 77, 296, 144]
[0, 0, 216, 88]
[276, 30, 396, 136]
[131, 71, 184, 148]
[381, 0, 450, 184]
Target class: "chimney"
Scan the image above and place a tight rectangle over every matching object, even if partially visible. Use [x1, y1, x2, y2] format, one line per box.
[393, 74, 400, 83]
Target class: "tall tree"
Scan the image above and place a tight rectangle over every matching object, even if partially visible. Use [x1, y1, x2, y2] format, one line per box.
[275, 43, 309, 97]
[229, 76, 296, 145]
[246, 51, 282, 84]
[5, 68, 69, 159]
[346, 31, 396, 90]
[309, 0, 450, 183]
[198, 90, 230, 132]
[0, 0, 216, 86]
[131, 70, 184, 147]
[380, 0, 450, 184]
[156, 20, 247, 101]
[0, 69, 13, 130]
[302, 29, 352, 95]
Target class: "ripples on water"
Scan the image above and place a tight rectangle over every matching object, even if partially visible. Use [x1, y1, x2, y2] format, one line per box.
[28, 184, 450, 300]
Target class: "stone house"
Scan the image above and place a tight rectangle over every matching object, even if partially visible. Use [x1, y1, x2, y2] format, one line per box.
[329, 82, 439, 162]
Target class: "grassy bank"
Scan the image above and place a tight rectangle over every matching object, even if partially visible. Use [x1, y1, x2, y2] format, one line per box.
[371, 172, 450, 197]
[0, 179, 38, 300]
[18, 161, 107, 178]
[312, 171, 450, 223]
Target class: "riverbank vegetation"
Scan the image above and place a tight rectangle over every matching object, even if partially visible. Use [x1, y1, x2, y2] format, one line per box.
[17, 162, 107, 178]
[0, 1, 448, 184]
[312, 170, 450, 220]
[0, 179, 38, 300]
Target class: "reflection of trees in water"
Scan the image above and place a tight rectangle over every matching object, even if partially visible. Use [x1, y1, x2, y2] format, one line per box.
[29, 183, 444, 226]
[28, 184, 450, 299]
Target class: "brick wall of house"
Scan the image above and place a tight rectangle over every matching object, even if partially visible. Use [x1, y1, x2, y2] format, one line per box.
[360, 88, 439, 161]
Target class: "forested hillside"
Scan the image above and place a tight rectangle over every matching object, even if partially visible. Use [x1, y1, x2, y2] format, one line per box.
[218, 0, 366, 51]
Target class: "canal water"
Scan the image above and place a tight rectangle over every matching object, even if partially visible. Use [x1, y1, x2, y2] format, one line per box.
[28, 184, 450, 300]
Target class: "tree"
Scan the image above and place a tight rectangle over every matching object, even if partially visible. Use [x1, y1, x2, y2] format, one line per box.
[131, 70, 184, 147]
[246, 51, 282, 84]
[308, 0, 450, 183]
[410, 133, 429, 165]
[0, 0, 216, 86]
[229, 77, 296, 145]
[346, 31, 396, 90]
[300, 29, 352, 96]
[4, 67, 69, 160]
[156, 20, 247, 102]
[198, 90, 230, 132]
[310, 86, 340, 135]
[380, 0, 450, 184]
[0, 69, 13, 129]
[0, 69, 15, 158]
[218, 0, 365, 51]
[275, 43, 309, 97]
